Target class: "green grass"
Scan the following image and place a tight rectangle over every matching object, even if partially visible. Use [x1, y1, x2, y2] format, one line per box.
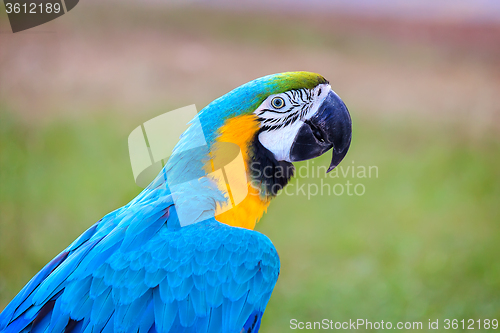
[0, 111, 141, 302]
[0, 109, 499, 331]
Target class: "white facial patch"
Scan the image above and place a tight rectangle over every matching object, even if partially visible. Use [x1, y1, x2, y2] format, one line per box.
[255, 83, 331, 162]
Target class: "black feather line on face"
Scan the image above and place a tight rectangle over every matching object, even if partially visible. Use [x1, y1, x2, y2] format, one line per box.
[249, 136, 295, 197]
[257, 88, 315, 132]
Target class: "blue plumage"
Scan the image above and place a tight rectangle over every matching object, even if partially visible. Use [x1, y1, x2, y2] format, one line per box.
[0, 192, 279, 333]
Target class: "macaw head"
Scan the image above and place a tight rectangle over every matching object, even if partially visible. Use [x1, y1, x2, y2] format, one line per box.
[162, 72, 351, 229]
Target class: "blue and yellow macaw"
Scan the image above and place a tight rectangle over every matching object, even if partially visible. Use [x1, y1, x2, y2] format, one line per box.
[0, 72, 351, 333]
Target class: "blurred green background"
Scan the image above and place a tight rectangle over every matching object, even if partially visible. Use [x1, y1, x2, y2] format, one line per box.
[1, 1, 499, 331]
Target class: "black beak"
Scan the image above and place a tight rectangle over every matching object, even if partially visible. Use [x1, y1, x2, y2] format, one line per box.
[289, 90, 352, 172]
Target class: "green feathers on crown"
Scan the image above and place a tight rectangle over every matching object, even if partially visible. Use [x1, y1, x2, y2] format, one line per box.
[269, 71, 328, 92]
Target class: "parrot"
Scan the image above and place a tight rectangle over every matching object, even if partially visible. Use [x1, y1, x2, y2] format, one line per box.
[0, 71, 351, 333]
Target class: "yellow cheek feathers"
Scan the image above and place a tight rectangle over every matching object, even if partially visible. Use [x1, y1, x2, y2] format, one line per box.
[206, 115, 271, 230]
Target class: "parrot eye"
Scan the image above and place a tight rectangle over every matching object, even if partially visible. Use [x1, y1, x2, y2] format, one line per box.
[271, 97, 285, 109]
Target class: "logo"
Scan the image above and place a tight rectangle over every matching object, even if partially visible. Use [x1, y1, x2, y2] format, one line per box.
[128, 105, 249, 227]
[3, 0, 78, 33]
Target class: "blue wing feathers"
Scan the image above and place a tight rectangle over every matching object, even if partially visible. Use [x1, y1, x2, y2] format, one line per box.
[145, 269, 168, 289]
[47, 298, 70, 333]
[89, 277, 107, 299]
[192, 274, 207, 293]
[90, 288, 114, 326]
[177, 262, 192, 279]
[138, 300, 155, 333]
[194, 249, 218, 267]
[100, 314, 115, 333]
[177, 298, 196, 327]
[191, 258, 210, 276]
[242, 310, 263, 333]
[1, 191, 280, 333]
[190, 288, 207, 318]
[172, 276, 194, 301]
[1, 252, 68, 328]
[205, 284, 223, 308]
[121, 209, 170, 253]
[224, 294, 244, 331]
[115, 289, 152, 332]
[67, 224, 99, 252]
[206, 305, 222, 333]
[204, 270, 219, 288]
[152, 289, 176, 333]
